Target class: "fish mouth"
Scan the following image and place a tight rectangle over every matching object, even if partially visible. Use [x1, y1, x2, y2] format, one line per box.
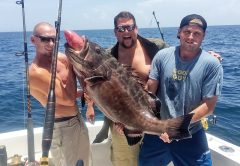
[123, 128, 143, 146]
[65, 42, 89, 64]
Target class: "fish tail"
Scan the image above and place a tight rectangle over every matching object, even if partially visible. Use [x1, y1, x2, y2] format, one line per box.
[166, 113, 194, 140]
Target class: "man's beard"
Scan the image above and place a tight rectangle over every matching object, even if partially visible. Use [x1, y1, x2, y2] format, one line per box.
[120, 38, 136, 49]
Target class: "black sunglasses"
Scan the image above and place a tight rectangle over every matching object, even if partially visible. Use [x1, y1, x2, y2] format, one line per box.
[116, 24, 136, 32]
[34, 35, 56, 43]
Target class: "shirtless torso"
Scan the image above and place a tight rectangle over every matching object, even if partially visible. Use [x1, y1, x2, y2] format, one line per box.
[29, 52, 78, 118]
[29, 22, 91, 166]
[118, 39, 151, 84]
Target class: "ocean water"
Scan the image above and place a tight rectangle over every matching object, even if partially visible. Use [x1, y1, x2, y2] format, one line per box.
[0, 25, 239, 146]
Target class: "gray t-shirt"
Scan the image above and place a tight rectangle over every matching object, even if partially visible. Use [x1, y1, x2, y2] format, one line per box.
[149, 46, 223, 133]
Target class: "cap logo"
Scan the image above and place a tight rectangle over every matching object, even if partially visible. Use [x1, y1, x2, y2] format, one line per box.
[189, 18, 203, 27]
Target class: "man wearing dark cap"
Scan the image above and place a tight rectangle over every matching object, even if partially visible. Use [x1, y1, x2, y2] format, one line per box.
[180, 14, 207, 31]
[139, 14, 223, 166]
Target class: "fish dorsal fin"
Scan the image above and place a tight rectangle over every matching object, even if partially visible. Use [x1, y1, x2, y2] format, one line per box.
[121, 64, 132, 72]
[121, 64, 145, 88]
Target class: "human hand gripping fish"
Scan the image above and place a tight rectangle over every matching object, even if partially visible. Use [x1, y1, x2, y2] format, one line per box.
[64, 30, 194, 144]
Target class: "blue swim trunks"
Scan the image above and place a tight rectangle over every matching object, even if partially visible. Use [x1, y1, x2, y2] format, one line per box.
[139, 128, 212, 166]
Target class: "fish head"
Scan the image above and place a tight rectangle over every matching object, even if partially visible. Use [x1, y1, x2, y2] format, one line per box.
[64, 30, 110, 78]
[64, 30, 85, 51]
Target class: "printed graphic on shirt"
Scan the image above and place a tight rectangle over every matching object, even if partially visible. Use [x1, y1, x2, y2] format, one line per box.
[172, 68, 189, 81]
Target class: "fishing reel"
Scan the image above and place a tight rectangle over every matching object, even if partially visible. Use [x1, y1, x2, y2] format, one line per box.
[7, 154, 24, 166]
[201, 114, 217, 130]
[7, 154, 40, 166]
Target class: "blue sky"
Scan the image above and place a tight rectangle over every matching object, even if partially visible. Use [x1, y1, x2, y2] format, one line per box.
[1, 0, 240, 32]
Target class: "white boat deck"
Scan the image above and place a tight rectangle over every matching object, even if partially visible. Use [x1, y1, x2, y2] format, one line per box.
[0, 121, 240, 166]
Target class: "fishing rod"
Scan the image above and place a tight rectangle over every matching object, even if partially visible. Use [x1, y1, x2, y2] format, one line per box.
[40, 0, 63, 165]
[152, 11, 165, 41]
[16, 0, 36, 165]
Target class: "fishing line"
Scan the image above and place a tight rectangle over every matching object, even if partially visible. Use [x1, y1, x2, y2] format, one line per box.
[148, 17, 154, 28]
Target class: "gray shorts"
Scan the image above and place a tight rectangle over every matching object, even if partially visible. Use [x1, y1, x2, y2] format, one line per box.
[50, 112, 92, 166]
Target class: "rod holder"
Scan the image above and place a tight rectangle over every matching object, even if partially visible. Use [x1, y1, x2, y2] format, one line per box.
[0, 145, 7, 166]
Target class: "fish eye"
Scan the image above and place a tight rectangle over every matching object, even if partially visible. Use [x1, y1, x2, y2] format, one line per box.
[95, 47, 101, 54]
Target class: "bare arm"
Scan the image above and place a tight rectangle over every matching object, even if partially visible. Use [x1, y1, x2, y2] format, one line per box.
[190, 96, 218, 123]
[147, 78, 159, 94]
[84, 92, 95, 124]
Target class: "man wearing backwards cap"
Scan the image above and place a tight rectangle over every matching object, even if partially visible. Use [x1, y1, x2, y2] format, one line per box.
[139, 14, 223, 166]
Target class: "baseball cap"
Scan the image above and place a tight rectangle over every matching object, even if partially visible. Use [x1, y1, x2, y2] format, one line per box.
[179, 14, 207, 32]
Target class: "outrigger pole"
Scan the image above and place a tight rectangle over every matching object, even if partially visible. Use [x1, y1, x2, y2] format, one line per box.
[152, 11, 165, 41]
[16, 0, 36, 165]
[40, 0, 63, 165]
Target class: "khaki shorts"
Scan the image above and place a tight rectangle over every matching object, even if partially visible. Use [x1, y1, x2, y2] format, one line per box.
[110, 123, 140, 166]
[50, 113, 92, 166]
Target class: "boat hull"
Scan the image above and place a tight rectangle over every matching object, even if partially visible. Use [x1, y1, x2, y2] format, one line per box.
[0, 121, 240, 166]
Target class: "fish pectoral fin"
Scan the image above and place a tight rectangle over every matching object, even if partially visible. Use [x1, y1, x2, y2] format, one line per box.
[85, 76, 107, 86]
[166, 113, 194, 140]
[122, 64, 146, 87]
[93, 116, 111, 144]
[123, 128, 143, 146]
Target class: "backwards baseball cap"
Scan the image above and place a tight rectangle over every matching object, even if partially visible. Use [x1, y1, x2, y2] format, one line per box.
[179, 14, 207, 32]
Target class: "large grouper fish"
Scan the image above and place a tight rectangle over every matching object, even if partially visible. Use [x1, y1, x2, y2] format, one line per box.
[64, 30, 193, 142]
